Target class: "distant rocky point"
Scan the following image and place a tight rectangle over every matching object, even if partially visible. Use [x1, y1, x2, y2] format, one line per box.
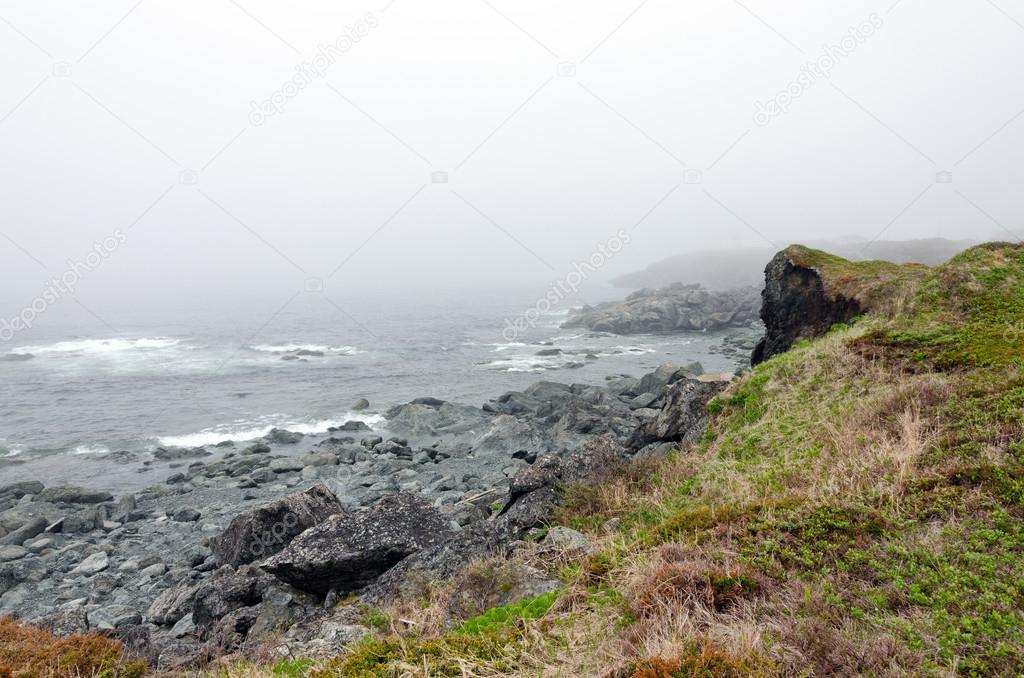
[563, 283, 761, 334]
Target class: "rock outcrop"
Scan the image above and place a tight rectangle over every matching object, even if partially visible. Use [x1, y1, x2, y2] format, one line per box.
[752, 247, 864, 365]
[563, 284, 761, 334]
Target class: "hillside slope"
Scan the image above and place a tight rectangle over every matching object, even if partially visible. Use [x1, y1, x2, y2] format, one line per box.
[298, 242, 1023, 678]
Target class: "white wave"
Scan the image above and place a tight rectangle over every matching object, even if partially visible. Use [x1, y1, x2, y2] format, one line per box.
[71, 445, 110, 455]
[157, 412, 385, 448]
[250, 343, 360, 355]
[1, 446, 23, 458]
[606, 345, 658, 356]
[16, 338, 180, 355]
[491, 342, 527, 352]
[480, 356, 584, 373]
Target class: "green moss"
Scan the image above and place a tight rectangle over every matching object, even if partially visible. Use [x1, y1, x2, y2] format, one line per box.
[457, 590, 559, 635]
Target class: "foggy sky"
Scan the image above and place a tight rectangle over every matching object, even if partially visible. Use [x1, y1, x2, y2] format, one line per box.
[1, 0, 1023, 314]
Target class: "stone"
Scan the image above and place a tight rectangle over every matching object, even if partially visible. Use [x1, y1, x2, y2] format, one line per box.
[209, 484, 343, 568]
[266, 428, 304, 445]
[147, 581, 201, 625]
[269, 458, 304, 473]
[542, 526, 594, 554]
[0, 517, 47, 546]
[263, 493, 454, 596]
[172, 508, 201, 522]
[0, 546, 27, 562]
[70, 551, 109, 575]
[34, 485, 113, 504]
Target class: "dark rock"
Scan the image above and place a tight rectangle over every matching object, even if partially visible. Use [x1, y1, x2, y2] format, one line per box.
[410, 397, 446, 408]
[153, 447, 211, 462]
[752, 248, 863, 365]
[630, 378, 727, 449]
[263, 493, 453, 596]
[352, 398, 370, 411]
[209, 484, 344, 568]
[336, 421, 371, 432]
[191, 567, 273, 635]
[173, 508, 201, 522]
[266, 428, 303, 445]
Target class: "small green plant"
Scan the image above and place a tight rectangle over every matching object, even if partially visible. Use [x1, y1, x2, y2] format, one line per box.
[272, 658, 315, 677]
[457, 590, 559, 635]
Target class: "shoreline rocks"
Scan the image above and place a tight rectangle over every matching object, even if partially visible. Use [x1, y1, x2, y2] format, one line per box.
[563, 283, 761, 334]
[0, 360, 733, 668]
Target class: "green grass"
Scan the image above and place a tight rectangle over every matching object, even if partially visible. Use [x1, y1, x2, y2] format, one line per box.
[271, 658, 314, 677]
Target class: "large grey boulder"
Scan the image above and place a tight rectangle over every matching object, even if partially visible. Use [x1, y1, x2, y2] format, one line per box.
[263, 493, 453, 596]
[209, 484, 343, 567]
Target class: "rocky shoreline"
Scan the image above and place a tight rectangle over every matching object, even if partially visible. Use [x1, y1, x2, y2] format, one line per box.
[0, 356, 736, 670]
[563, 283, 762, 334]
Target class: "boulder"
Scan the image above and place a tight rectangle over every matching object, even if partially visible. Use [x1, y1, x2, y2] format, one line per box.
[265, 428, 304, 445]
[263, 493, 453, 596]
[34, 485, 113, 505]
[70, 551, 109, 575]
[147, 581, 201, 625]
[0, 517, 46, 546]
[209, 484, 344, 568]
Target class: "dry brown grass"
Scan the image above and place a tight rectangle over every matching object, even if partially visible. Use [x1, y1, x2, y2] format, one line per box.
[0, 617, 146, 678]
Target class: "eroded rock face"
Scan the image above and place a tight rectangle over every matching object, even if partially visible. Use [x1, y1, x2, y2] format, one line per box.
[209, 484, 343, 568]
[263, 493, 453, 596]
[630, 379, 727, 450]
[752, 249, 863, 365]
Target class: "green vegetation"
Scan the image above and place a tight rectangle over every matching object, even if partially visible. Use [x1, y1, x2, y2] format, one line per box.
[271, 659, 315, 677]
[457, 590, 559, 634]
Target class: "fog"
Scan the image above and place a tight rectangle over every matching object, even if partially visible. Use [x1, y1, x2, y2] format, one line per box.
[1, 0, 1022, 318]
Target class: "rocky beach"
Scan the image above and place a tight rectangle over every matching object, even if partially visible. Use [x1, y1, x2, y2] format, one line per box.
[0, 349, 739, 670]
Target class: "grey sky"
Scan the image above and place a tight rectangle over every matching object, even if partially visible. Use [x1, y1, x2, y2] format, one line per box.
[1, 0, 1022, 310]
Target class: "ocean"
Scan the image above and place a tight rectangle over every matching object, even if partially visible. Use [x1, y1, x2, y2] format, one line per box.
[0, 290, 756, 488]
